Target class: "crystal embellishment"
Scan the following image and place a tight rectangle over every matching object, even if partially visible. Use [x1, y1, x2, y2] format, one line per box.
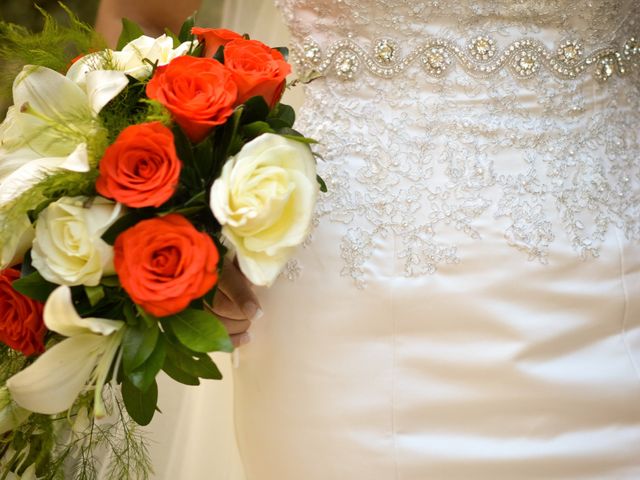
[302, 40, 322, 65]
[624, 37, 639, 65]
[469, 36, 496, 61]
[293, 35, 639, 84]
[557, 40, 583, 65]
[595, 54, 617, 81]
[421, 47, 451, 76]
[334, 50, 359, 79]
[374, 39, 397, 64]
[512, 51, 540, 77]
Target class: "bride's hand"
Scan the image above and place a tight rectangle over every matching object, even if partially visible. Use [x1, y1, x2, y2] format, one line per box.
[211, 259, 263, 348]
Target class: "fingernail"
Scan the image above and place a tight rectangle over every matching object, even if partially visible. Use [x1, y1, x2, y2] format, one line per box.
[243, 302, 263, 321]
[237, 332, 251, 346]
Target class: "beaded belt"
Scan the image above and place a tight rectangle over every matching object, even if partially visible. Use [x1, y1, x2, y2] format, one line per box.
[292, 35, 640, 83]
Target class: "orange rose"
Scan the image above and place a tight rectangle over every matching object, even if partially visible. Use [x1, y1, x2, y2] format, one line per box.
[96, 122, 181, 208]
[223, 38, 291, 108]
[114, 214, 219, 317]
[146, 56, 238, 143]
[192, 27, 243, 58]
[0, 269, 46, 356]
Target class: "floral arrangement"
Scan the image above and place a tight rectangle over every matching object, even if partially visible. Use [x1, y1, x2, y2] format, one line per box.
[0, 8, 321, 479]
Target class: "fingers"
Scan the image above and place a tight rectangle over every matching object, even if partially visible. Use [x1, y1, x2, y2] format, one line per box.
[231, 332, 251, 348]
[217, 259, 263, 321]
[211, 290, 245, 320]
[219, 316, 251, 335]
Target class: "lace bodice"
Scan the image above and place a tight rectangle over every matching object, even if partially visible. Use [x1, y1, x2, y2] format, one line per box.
[275, 0, 640, 287]
[277, 0, 637, 45]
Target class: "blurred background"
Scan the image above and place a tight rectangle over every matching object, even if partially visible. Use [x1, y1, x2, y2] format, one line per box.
[1, 0, 98, 29]
[0, 0, 225, 118]
[0, 1, 99, 116]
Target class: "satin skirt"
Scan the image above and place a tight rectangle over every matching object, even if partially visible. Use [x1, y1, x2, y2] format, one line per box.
[233, 214, 640, 479]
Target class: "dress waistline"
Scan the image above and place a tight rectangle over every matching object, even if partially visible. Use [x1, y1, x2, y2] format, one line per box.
[292, 34, 640, 84]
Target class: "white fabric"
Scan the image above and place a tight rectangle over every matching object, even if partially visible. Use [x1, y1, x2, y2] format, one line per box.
[152, 1, 640, 479]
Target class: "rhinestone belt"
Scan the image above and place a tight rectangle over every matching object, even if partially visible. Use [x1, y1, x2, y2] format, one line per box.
[292, 35, 640, 83]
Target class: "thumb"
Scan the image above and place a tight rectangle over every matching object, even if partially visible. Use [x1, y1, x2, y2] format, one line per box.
[218, 259, 263, 321]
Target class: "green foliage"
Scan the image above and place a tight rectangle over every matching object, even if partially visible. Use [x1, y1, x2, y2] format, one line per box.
[162, 309, 233, 354]
[0, 169, 99, 261]
[98, 82, 172, 146]
[162, 333, 223, 386]
[274, 46, 289, 61]
[127, 336, 166, 392]
[67, 395, 153, 480]
[122, 323, 160, 375]
[11, 271, 58, 302]
[0, 4, 104, 104]
[121, 379, 157, 427]
[0, 342, 152, 480]
[178, 14, 197, 44]
[115, 19, 144, 50]
[317, 174, 328, 193]
[84, 285, 105, 306]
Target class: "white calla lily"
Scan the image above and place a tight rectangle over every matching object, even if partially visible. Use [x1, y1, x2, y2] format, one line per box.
[67, 34, 192, 85]
[0, 65, 126, 269]
[0, 64, 125, 173]
[6, 286, 124, 418]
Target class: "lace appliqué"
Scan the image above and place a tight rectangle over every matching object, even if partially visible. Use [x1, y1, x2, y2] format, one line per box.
[275, 0, 640, 288]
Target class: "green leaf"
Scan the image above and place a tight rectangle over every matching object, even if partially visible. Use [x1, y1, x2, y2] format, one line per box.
[178, 13, 197, 43]
[222, 109, 245, 158]
[162, 309, 233, 353]
[277, 127, 319, 145]
[190, 354, 223, 380]
[135, 306, 159, 329]
[242, 121, 275, 138]
[240, 96, 270, 124]
[123, 302, 137, 325]
[273, 103, 295, 127]
[128, 335, 166, 392]
[317, 175, 328, 193]
[165, 338, 222, 380]
[20, 250, 36, 277]
[194, 137, 214, 181]
[267, 103, 296, 130]
[84, 285, 105, 307]
[100, 276, 121, 288]
[162, 355, 200, 386]
[116, 19, 145, 50]
[164, 28, 181, 48]
[11, 272, 57, 303]
[122, 323, 159, 374]
[213, 45, 225, 63]
[101, 210, 154, 245]
[122, 378, 158, 426]
[274, 46, 289, 61]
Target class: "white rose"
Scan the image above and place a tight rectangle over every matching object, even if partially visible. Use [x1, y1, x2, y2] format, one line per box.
[210, 134, 318, 286]
[31, 197, 123, 286]
[67, 34, 192, 85]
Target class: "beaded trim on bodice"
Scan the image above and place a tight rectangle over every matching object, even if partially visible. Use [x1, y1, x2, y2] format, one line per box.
[293, 35, 639, 83]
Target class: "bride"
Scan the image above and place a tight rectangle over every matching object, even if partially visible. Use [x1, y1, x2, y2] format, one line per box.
[97, 0, 640, 478]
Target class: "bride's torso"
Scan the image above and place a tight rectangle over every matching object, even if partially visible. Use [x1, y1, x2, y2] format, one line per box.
[272, 0, 640, 286]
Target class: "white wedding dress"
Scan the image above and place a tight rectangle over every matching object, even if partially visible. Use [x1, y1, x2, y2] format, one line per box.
[153, 1, 640, 479]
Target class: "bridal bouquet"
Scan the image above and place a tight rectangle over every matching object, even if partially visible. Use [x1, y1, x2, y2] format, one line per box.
[0, 8, 321, 479]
